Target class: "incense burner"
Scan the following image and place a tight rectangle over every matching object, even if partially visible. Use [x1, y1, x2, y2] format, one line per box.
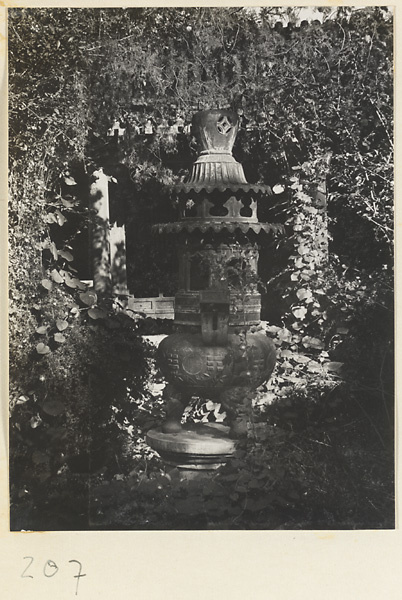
[147, 109, 277, 471]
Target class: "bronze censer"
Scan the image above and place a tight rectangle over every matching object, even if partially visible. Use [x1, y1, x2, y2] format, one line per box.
[147, 109, 277, 473]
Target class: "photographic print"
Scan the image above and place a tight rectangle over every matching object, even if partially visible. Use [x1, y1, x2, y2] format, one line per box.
[8, 5, 394, 532]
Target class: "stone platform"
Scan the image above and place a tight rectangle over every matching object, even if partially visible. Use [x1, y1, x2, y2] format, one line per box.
[146, 423, 236, 475]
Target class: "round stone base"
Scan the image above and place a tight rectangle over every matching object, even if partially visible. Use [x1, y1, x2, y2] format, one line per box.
[146, 424, 236, 475]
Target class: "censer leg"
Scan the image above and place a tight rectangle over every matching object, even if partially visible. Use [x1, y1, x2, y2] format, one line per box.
[161, 384, 187, 434]
[220, 386, 251, 439]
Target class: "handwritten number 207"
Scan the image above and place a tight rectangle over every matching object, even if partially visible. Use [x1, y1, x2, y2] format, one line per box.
[22, 557, 86, 595]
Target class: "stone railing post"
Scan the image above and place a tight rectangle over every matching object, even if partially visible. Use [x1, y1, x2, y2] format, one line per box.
[89, 168, 128, 297]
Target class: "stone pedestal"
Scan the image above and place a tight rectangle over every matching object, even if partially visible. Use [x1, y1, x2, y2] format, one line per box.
[146, 423, 236, 478]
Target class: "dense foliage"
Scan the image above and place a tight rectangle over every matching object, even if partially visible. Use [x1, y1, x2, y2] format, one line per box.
[9, 6, 393, 530]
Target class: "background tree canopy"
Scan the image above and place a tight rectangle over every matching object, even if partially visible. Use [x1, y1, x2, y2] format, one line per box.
[8, 6, 394, 530]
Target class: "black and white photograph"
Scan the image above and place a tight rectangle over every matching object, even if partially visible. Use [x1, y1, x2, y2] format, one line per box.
[8, 5, 394, 533]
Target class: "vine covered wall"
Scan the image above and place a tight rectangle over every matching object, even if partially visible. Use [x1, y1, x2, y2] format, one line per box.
[8, 7, 394, 530]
